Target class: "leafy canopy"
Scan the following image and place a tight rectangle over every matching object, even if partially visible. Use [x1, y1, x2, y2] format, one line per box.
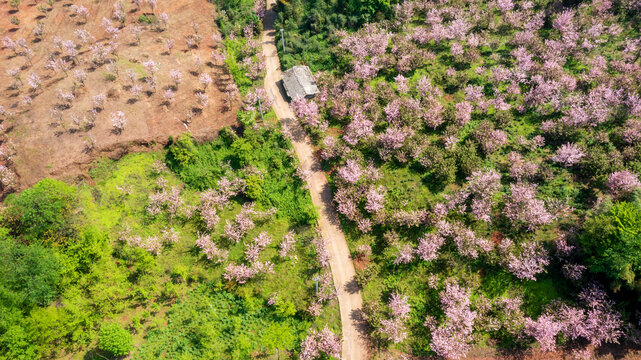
[98, 323, 133, 356]
[581, 200, 641, 292]
[0, 239, 62, 309]
[3, 179, 76, 243]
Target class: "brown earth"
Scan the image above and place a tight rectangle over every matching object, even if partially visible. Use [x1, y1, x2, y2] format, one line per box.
[0, 0, 239, 196]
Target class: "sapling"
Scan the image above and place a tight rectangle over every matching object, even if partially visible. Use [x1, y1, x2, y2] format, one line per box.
[125, 69, 137, 85]
[169, 69, 182, 88]
[32, 22, 45, 38]
[196, 92, 209, 107]
[146, 0, 157, 12]
[163, 89, 175, 105]
[164, 38, 174, 54]
[130, 24, 142, 45]
[198, 73, 212, 89]
[111, 111, 126, 133]
[27, 73, 41, 90]
[71, 4, 89, 22]
[73, 69, 87, 86]
[92, 93, 106, 109]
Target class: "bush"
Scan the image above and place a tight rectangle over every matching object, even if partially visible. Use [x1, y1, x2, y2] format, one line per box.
[167, 133, 198, 168]
[214, 0, 262, 38]
[168, 128, 317, 225]
[224, 40, 253, 94]
[0, 239, 62, 309]
[138, 14, 155, 23]
[244, 174, 264, 199]
[98, 323, 133, 356]
[580, 201, 641, 292]
[3, 178, 76, 243]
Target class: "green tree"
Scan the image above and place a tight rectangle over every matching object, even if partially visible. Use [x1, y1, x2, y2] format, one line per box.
[0, 239, 62, 309]
[167, 133, 198, 168]
[3, 179, 76, 243]
[0, 325, 39, 360]
[244, 174, 264, 199]
[261, 322, 296, 360]
[231, 138, 255, 167]
[580, 201, 641, 292]
[347, 0, 391, 23]
[98, 323, 133, 357]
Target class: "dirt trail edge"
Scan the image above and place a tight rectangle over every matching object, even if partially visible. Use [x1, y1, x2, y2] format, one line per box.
[261, 2, 370, 359]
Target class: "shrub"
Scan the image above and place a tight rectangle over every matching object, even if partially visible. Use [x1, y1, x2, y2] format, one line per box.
[98, 323, 133, 356]
[167, 134, 198, 168]
[455, 140, 483, 178]
[0, 239, 62, 309]
[580, 201, 641, 292]
[214, 0, 261, 38]
[244, 174, 264, 199]
[223, 40, 253, 95]
[3, 178, 76, 243]
[138, 14, 155, 24]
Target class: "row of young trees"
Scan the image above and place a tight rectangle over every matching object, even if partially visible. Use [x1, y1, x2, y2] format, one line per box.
[0, 0, 247, 194]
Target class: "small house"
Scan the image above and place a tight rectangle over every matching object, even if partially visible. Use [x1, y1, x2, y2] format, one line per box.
[281, 65, 319, 100]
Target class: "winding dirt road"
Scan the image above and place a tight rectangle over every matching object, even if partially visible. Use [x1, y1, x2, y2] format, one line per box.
[261, 2, 369, 359]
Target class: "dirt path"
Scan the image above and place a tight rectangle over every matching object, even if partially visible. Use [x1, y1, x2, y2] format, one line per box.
[261, 2, 369, 359]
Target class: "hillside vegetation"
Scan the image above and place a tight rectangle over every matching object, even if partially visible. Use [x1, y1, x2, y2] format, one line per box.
[282, 0, 641, 357]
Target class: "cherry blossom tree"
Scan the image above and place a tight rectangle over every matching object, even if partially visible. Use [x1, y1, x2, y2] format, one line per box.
[503, 240, 550, 281]
[169, 69, 182, 88]
[164, 38, 175, 54]
[33, 22, 44, 39]
[156, 13, 170, 32]
[92, 93, 106, 110]
[455, 101, 473, 126]
[291, 97, 323, 129]
[337, 159, 362, 184]
[111, 111, 126, 134]
[113, 1, 126, 23]
[523, 315, 563, 351]
[163, 89, 175, 105]
[299, 326, 341, 360]
[71, 4, 89, 23]
[0, 165, 16, 188]
[429, 282, 477, 359]
[130, 24, 142, 45]
[551, 143, 585, 167]
[143, 59, 159, 77]
[27, 73, 41, 91]
[73, 69, 87, 86]
[196, 92, 209, 108]
[394, 243, 415, 265]
[199, 73, 212, 89]
[312, 237, 331, 268]
[503, 183, 554, 230]
[244, 88, 273, 113]
[365, 186, 386, 214]
[380, 291, 411, 343]
[606, 170, 641, 198]
[279, 231, 297, 258]
[416, 233, 445, 262]
[195, 234, 228, 263]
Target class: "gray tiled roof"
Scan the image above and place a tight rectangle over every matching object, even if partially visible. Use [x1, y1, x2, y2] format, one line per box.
[282, 65, 319, 100]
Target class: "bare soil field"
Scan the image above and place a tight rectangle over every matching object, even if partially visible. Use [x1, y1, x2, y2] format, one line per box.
[0, 0, 239, 196]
